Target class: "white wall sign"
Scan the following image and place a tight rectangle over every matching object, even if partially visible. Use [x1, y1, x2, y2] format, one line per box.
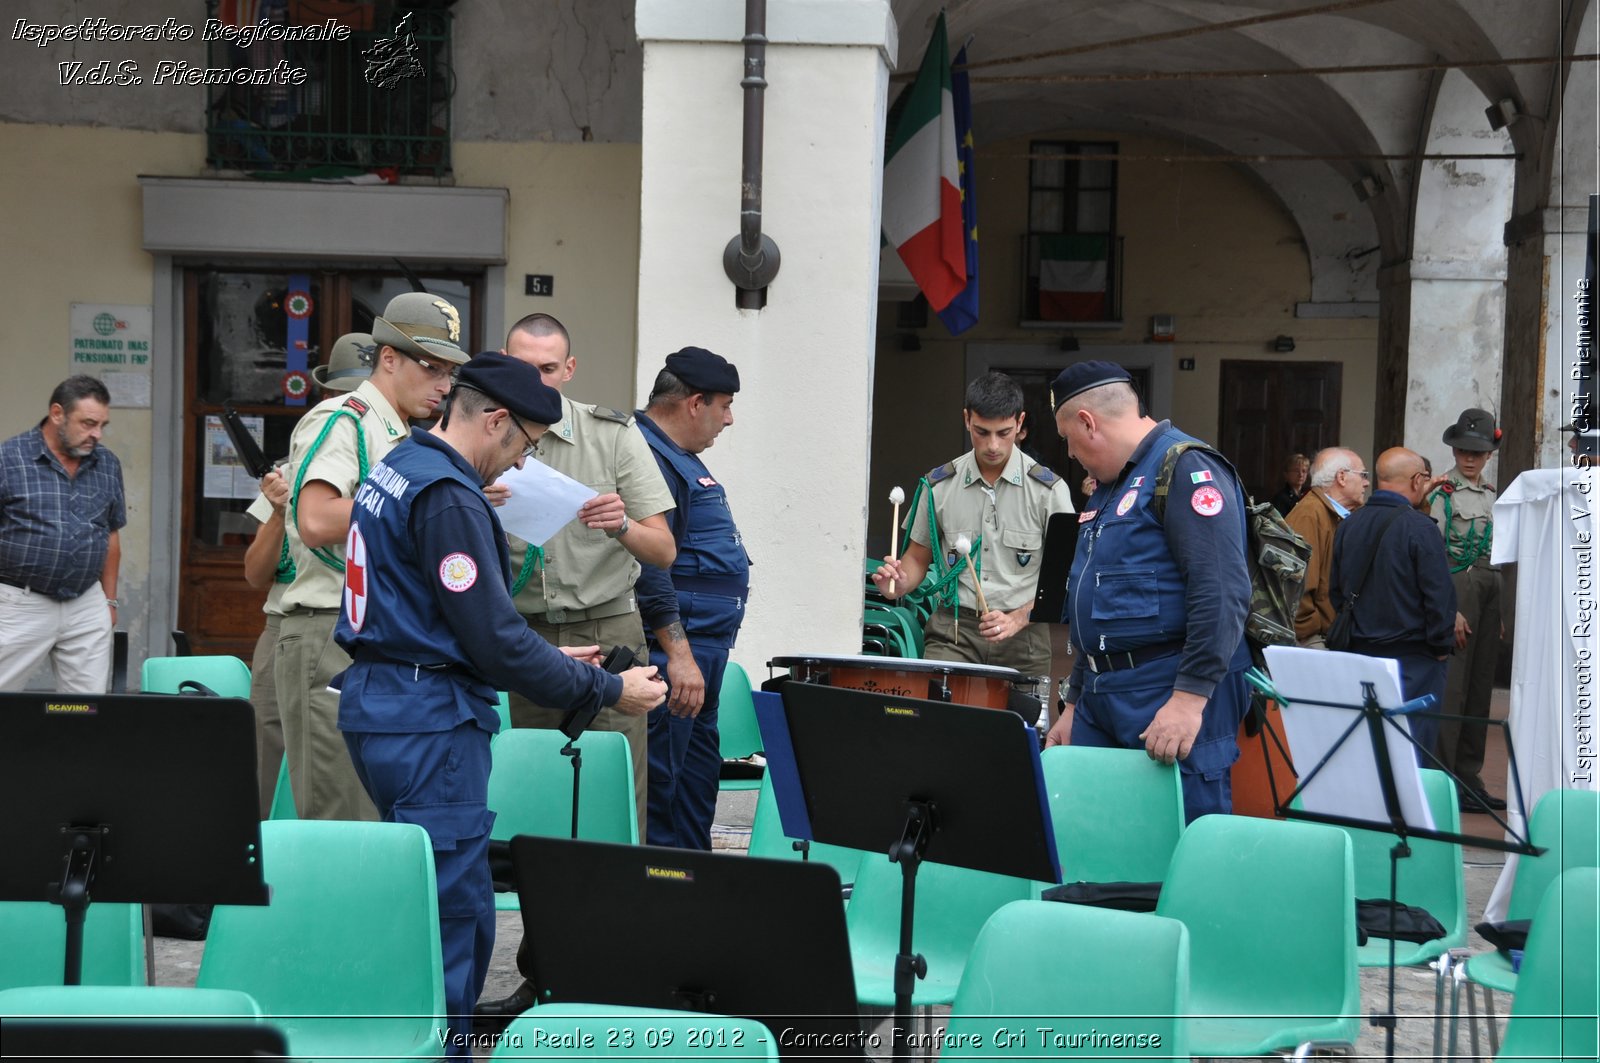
[69, 303, 153, 408]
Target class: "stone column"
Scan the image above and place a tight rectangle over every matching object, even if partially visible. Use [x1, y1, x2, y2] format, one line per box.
[634, 0, 897, 668]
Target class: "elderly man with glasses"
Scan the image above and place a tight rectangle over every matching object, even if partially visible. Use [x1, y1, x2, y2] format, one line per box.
[1329, 447, 1458, 760]
[1286, 447, 1369, 648]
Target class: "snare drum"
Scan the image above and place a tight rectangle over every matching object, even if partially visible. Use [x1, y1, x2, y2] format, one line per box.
[768, 654, 1023, 711]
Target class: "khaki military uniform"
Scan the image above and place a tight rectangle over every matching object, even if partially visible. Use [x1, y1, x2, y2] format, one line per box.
[246, 490, 290, 816]
[505, 395, 674, 831]
[905, 448, 1074, 676]
[274, 380, 409, 821]
[1430, 470, 1501, 792]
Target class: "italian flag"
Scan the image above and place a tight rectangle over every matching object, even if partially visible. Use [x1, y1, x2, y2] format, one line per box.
[1039, 233, 1109, 320]
[882, 14, 966, 312]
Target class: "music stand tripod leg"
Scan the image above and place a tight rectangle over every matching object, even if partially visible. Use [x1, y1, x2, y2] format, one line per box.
[561, 740, 583, 840]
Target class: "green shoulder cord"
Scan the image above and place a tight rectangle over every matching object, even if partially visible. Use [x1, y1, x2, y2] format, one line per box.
[274, 533, 296, 584]
[509, 543, 545, 596]
[901, 477, 982, 610]
[1429, 488, 1491, 573]
[289, 409, 370, 574]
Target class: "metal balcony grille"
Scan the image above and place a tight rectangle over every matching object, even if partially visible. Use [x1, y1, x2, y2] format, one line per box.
[204, 3, 452, 178]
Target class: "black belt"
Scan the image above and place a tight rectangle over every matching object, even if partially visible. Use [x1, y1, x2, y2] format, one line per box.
[352, 649, 467, 677]
[0, 574, 66, 598]
[1084, 640, 1184, 674]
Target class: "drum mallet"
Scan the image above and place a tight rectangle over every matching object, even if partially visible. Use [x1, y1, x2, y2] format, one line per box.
[888, 486, 905, 595]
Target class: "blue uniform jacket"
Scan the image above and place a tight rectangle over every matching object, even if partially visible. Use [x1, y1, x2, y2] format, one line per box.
[1329, 489, 1457, 658]
[1064, 421, 1252, 704]
[633, 410, 751, 648]
[334, 428, 622, 732]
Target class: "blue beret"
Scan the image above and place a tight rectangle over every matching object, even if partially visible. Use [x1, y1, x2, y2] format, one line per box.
[455, 352, 564, 425]
[664, 346, 740, 394]
[1050, 360, 1132, 410]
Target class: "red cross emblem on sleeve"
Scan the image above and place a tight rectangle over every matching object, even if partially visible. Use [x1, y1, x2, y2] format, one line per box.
[344, 523, 368, 631]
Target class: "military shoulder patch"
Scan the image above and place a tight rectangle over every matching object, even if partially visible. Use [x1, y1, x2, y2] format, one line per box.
[588, 406, 633, 425]
[1027, 464, 1060, 486]
[341, 395, 371, 416]
[927, 462, 958, 484]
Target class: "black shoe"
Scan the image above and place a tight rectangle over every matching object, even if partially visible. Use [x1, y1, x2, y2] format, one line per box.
[1459, 788, 1507, 812]
[1475, 789, 1507, 810]
[474, 979, 537, 1018]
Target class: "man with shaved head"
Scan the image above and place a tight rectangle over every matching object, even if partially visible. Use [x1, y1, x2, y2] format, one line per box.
[1329, 446, 1457, 759]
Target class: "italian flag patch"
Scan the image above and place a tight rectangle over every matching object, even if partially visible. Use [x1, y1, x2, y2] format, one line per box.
[1190, 469, 1214, 484]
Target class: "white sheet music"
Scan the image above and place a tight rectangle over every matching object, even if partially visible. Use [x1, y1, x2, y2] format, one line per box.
[490, 458, 597, 547]
[1263, 645, 1434, 831]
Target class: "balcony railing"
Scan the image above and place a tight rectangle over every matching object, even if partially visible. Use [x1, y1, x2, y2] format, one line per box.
[204, 3, 452, 178]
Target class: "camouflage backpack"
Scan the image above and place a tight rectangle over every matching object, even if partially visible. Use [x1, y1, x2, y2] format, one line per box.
[1150, 441, 1311, 666]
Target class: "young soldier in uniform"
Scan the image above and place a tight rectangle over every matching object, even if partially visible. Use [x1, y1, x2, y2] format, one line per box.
[634, 347, 749, 850]
[276, 295, 467, 820]
[1429, 408, 1506, 810]
[334, 352, 666, 1055]
[1045, 361, 1253, 820]
[871, 372, 1073, 680]
[497, 314, 677, 831]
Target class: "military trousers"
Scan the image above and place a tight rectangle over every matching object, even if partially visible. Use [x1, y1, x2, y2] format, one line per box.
[1437, 565, 1502, 791]
[275, 608, 378, 821]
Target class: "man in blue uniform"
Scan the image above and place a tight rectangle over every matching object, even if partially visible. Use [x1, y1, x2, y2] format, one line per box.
[1044, 361, 1253, 820]
[333, 352, 667, 1055]
[634, 347, 750, 849]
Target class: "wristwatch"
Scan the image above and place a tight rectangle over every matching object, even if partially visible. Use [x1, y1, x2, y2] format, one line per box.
[105, 598, 120, 608]
[607, 515, 631, 539]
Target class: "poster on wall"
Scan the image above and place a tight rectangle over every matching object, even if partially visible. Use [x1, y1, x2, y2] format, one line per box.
[204, 414, 265, 500]
[69, 303, 153, 409]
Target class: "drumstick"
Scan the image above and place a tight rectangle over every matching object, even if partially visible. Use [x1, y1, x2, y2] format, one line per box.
[955, 533, 990, 616]
[887, 486, 905, 595]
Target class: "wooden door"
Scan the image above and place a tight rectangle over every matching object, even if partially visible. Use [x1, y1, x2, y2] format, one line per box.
[1218, 361, 1341, 501]
[178, 268, 483, 661]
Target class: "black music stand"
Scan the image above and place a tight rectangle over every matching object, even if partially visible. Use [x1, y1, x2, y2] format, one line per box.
[777, 682, 1060, 1063]
[1257, 650, 1540, 1063]
[0, 1020, 287, 1059]
[0, 692, 270, 985]
[551, 645, 636, 839]
[511, 836, 866, 1062]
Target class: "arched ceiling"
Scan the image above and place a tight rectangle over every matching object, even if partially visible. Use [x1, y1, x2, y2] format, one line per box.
[891, 0, 1594, 300]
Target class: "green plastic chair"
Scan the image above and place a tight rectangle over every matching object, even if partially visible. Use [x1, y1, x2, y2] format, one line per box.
[943, 900, 1189, 1062]
[489, 728, 638, 911]
[0, 983, 262, 1017]
[747, 773, 868, 896]
[0, 901, 144, 990]
[266, 755, 297, 821]
[1494, 866, 1600, 1063]
[495, 690, 514, 734]
[717, 661, 765, 792]
[197, 820, 446, 1060]
[140, 655, 252, 698]
[863, 605, 917, 658]
[1451, 788, 1600, 1056]
[1039, 746, 1184, 888]
[1156, 814, 1360, 1056]
[846, 853, 1035, 1010]
[491, 1003, 780, 1060]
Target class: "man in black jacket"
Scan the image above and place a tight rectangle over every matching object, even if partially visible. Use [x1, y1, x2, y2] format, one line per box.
[1330, 447, 1457, 760]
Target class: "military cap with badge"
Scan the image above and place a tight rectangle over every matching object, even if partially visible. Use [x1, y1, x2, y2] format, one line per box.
[372, 292, 471, 368]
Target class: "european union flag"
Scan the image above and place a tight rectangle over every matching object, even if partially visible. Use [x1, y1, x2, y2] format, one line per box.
[936, 42, 979, 335]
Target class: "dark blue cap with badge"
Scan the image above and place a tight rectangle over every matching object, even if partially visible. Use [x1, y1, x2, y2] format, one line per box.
[1050, 360, 1132, 410]
[454, 351, 564, 425]
[665, 346, 740, 394]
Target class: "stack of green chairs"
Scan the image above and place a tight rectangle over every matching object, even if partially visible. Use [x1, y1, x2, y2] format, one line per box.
[197, 820, 447, 1060]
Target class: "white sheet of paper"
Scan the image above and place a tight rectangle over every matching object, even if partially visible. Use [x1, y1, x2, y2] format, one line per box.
[491, 458, 597, 547]
[1263, 645, 1435, 831]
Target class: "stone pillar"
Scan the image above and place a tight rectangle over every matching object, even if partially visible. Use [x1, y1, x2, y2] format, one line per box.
[634, 0, 897, 669]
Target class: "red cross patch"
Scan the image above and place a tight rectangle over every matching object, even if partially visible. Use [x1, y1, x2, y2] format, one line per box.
[344, 524, 368, 631]
[1191, 485, 1225, 517]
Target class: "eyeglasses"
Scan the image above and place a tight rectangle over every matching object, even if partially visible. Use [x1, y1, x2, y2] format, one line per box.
[401, 350, 457, 382]
[1342, 468, 1370, 480]
[506, 411, 538, 458]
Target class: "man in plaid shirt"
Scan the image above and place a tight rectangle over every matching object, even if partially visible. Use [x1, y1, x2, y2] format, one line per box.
[0, 376, 126, 693]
